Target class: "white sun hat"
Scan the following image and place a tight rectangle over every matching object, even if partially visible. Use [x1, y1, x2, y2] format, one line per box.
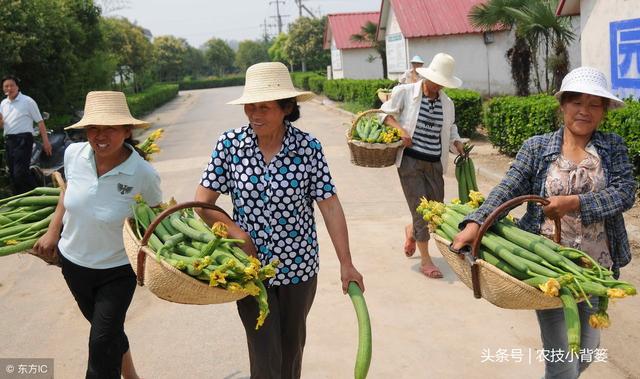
[554, 66, 625, 109]
[65, 91, 149, 130]
[410, 55, 424, 64]
[416, 53, 462, 89]
[228, 62, 314, 105]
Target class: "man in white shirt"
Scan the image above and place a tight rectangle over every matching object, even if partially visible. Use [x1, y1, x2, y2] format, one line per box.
[1, 75, 51, 194]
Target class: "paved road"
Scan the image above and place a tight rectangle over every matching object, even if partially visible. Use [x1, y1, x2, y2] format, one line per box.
[1, 87, 637, 378]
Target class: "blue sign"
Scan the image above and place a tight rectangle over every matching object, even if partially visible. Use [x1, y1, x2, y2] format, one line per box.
[610, 18, 640, 96]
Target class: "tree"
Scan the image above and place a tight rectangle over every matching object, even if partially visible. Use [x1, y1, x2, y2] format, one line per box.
[350, 21, 387, 77]
[0, 0, 108, 114]
[469, 0, 574, 95]
[509, 0, 575, 93]
[203, 38, 235, 76]
[101, 17, 154, 92]
[268, 33, 291, 67]
[183, 46, 208, 79]
[153, 35, 189, 82]
[235, 40, 270, 72]
[284, 17, 330, 71]
[469, 0, 531, 96]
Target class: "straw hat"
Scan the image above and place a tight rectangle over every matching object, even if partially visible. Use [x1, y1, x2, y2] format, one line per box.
[65, 91, 149, 130]
[410, 55, 424, 64]
[554, 66, 625, 109]
[416, 53, 462, 89]
[228, 62, 314, 105]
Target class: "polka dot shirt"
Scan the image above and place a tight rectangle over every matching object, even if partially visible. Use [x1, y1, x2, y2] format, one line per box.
[200, 122, 336, 286]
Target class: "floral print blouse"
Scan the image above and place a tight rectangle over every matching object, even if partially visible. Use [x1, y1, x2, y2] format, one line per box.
[540, 143, 613, 268]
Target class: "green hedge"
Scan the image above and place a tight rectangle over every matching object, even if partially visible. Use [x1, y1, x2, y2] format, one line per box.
[308, 76, 327, 93]
[600, 100, 640, 178]
[178, 76, 245, 90]
[290, 72, 324, 91]
[126, 83, 179, 117]
[444, 88, 483, 138]
[484, 94, 640, 178]
[484, 95, 559, 156]
[323, 78, 396, 109]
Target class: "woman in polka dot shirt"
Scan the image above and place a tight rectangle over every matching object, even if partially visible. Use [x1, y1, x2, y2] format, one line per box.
[194, 62, 364, 378]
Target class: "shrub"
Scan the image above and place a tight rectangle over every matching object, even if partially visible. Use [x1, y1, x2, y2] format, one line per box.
[601, 100, 640, 180]
[483, 94, 559, 156]
[178, 76, 245, 90]
[127, 83, 179, 117]
[308, 76, 327, 93]
[445, 88, 482, 138]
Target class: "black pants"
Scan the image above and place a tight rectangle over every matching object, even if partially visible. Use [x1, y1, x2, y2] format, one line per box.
[237, 277, 318, 379]
[60, 254, 137, 379]
[4, 132, 36, 194]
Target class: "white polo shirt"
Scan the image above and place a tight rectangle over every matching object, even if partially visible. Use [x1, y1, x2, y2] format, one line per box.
[58, 142, 162, 269]
[0, 92, 43, 135]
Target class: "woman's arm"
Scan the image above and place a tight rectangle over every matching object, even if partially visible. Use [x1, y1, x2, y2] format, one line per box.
[579, 134, 637, 224]
[380, 86, 412, 147]
[317, 194, 364, 293]
[194, 185, 257, 256]
[33, 190, 66, 260]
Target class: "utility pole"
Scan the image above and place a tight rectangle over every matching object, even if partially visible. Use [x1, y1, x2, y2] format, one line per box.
[260, 18, 276, 41]
[269, 0, 287, 34]
[293, 0, 316, 19]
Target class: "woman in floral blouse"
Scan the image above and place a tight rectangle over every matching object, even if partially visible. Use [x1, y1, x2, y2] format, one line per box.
[453, 67, 636, 379]
[194, 62, 364, 379]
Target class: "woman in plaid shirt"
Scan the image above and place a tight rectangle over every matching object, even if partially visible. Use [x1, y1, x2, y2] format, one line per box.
[453, 67, 636, 379]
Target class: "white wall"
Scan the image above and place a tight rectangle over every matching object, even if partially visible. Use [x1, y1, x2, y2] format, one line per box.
[579, 0, 640, 98]
[408, 32, 516, 96]
[341, 49, 384, 79]
[330, 34, 384, 80]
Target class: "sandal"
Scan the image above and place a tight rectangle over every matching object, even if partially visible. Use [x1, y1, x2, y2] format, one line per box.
[421, 264, 443, 279]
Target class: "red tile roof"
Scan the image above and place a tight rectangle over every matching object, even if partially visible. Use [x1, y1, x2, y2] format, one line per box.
[556, 0, 580, 16]
[388, 0, 505, 38]
[325, 12, 380, 50]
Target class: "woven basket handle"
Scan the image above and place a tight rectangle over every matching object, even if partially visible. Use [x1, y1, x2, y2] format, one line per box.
[468, 195, 561, 299]
[350, 109, 387, 137]
[135, 201, 231, 286]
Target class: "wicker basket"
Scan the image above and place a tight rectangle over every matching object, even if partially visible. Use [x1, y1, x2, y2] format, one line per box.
[347, 109, 403, 168]
[26, 171, 65, 267]
[123, 201, 248, 305]
[436, 195, 565, 310]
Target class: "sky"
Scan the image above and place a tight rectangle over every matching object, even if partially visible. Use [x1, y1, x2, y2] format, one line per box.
[112, 0, 382, 48]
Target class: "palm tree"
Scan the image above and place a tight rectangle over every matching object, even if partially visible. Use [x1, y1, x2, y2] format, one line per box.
[508, 0, 575, 93]
[351, 21, 387, 77]
[469, 0, 531, 96]
[469, 0, 575, 95]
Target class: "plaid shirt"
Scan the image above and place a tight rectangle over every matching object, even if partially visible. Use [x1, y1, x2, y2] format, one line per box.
[464, 127, 637, 277]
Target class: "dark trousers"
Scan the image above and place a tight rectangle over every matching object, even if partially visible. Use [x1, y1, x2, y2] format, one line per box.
[60, 254, 137, 379]
[4, 132, 36, 194]
[237, 277, 318, 379]
[397, 154, 444, 242]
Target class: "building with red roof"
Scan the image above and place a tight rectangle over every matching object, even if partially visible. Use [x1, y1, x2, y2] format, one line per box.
[324, 12, 383, 79]
[377, 0, 517, 95]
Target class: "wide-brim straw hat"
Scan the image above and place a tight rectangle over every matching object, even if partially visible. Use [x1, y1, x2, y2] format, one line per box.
[228, 62, 314, 105]
[65, 91, 149, 130]
[554, 66, 625, 109]
[416, 53, 462, 89]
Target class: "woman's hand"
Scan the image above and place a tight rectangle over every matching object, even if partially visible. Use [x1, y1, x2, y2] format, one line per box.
[228, 228, 258, 257]
[340, 263, 364, 294]
[451, 222, 480, 251]
[543, 195, 580, 220]
[33, 230, 60, 262]
[398, 127, 413, 147]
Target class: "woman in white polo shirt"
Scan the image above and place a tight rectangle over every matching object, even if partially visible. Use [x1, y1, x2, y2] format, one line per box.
[34, 91, 161, 379]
